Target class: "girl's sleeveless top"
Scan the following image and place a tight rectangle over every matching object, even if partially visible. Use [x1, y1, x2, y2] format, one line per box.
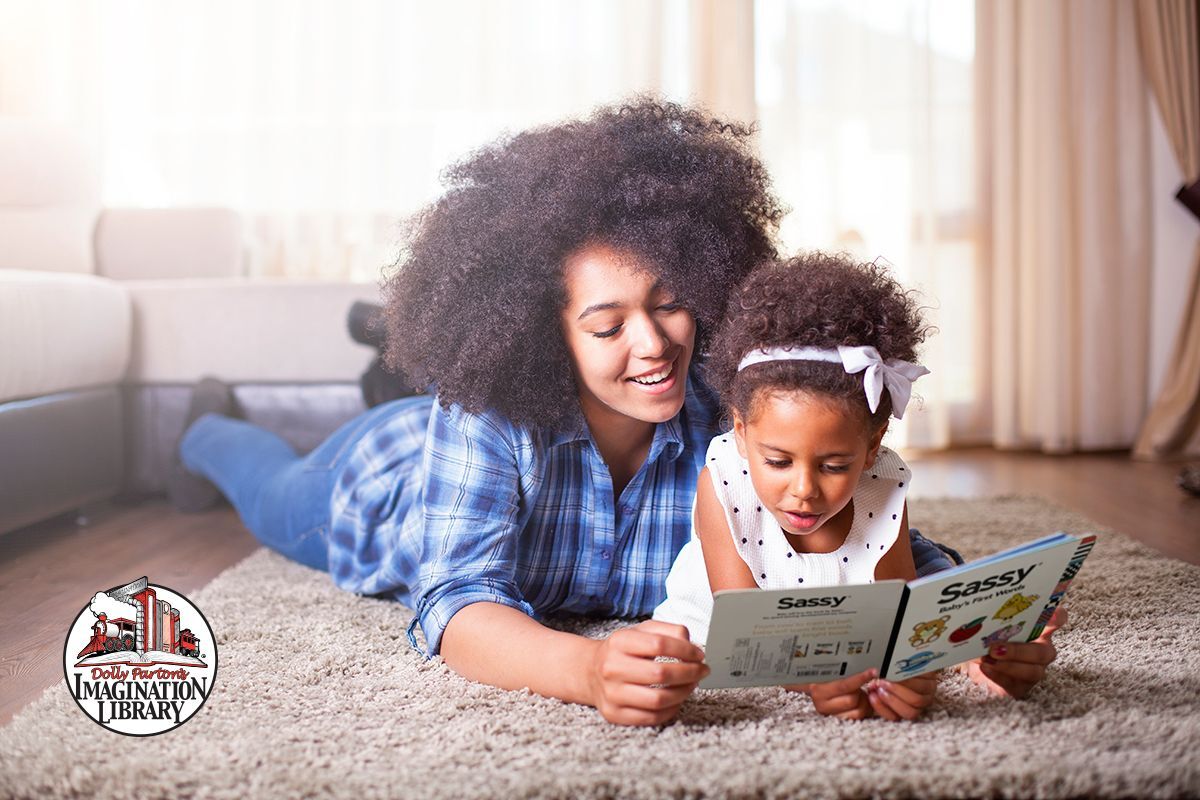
[652, 434, 911, 644]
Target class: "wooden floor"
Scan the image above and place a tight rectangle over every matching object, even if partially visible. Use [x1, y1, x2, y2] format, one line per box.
[1, 448, 1196, 726]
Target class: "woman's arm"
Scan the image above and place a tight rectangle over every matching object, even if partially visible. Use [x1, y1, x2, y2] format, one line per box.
[694, 467, 758, 591]
[441, 603, 709, 726]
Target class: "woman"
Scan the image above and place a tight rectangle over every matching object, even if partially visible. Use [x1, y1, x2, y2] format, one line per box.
[173, 99, 1015, 726]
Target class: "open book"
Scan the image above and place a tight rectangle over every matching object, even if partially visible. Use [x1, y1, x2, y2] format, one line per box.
[700, 532, 1095, 688]
[75, 650, 207, 669]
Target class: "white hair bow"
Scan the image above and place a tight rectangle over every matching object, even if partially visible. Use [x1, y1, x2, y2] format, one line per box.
[736, 345, 930, 419]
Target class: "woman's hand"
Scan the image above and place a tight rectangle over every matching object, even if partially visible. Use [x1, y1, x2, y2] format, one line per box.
[587, 620, 709, 726]
[786, 668, 877, 720]
[963, 608, 1065, 698]
[864, 671, 939, 721]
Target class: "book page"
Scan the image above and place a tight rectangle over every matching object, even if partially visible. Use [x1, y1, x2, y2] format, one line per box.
[700, 581, 906, 689]
[882, 534, 1090, 679]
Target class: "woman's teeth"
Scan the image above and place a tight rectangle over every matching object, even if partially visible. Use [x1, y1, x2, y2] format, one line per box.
[630, 367, 672, 385]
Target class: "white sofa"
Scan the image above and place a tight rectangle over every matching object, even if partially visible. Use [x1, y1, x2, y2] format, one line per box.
[0, 118, 380, 534]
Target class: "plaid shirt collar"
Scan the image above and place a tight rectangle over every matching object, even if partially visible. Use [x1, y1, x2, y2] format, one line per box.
[546, 393, 690, 464]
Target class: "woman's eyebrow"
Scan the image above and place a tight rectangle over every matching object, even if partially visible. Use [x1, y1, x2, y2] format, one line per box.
[577, 301, 622, 320]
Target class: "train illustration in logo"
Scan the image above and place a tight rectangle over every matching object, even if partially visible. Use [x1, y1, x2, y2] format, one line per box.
[77, 613, 202, 659]
[76, 577, 204, 661]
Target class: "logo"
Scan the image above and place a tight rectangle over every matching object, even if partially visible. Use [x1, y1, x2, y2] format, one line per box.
[776, 595, 846, 610]
[63, 576, 217, 736]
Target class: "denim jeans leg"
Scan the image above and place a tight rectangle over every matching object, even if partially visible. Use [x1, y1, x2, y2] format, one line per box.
[181, 414, 332, 570]
[179, 396, 431, 572]
[909, 527, 964, 577]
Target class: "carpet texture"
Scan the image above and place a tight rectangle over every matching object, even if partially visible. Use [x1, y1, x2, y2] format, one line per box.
[2, 496, 1198, 799]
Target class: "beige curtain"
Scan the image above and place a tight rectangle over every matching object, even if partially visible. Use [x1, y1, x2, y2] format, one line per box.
[976, 0, 1152, 452]
[688, 0, 756, 124]
[1133, 0, 1200, 459]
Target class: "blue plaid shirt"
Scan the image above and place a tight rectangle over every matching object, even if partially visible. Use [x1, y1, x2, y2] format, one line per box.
[329, 375, 723, 655]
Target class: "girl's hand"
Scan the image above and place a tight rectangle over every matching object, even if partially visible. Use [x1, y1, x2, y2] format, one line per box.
[587, 620, 709, 726]
[864, 671, 939, 721]
[786, 668, 878, 720]
[964, 608, 1065, 698]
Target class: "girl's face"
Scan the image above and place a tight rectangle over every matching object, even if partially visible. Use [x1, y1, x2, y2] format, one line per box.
[734, 390, 885, 552]
[560, 243, 696, 429]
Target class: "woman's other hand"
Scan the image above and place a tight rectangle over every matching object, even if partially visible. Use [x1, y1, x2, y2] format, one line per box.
[587, 620, 709, 726]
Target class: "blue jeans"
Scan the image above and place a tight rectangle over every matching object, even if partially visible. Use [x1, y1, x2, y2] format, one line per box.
[179, 396, 430, 571]
[911, 528, 964, 575]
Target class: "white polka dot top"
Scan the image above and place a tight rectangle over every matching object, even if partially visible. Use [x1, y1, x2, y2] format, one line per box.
[652, 434, 911, 645]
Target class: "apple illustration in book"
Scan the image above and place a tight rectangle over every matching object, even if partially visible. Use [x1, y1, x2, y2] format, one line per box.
[949, 616, 987, 644]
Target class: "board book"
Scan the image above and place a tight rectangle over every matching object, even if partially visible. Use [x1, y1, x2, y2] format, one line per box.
[700, 532, 1095, 689]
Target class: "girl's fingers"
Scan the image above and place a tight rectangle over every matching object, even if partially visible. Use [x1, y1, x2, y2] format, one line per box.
[809, 669, 878, 699]
[874, 683, 929, 720]
[979, 658, 1044, 689]
[1040, 607, 1068, 637]
[989, 641, 1057, 667]
[816, 689, 872, 715]
[878, 678, 935, 709]
[866, 687, 901, 721]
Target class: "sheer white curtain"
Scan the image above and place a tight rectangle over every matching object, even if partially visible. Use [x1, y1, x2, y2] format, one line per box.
[753, 0, 978, 449]
[0, 0, 712, 280]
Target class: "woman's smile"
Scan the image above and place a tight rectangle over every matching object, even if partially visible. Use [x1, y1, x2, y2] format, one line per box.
[626, 355, 680, 393]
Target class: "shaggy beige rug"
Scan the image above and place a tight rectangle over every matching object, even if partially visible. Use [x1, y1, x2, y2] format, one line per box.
[1, 496, 1198, 799]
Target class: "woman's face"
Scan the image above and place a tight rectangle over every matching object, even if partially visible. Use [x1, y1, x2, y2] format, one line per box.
[560, 243, 696, 428]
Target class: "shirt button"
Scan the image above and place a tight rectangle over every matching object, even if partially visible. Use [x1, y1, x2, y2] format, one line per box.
[600, 549, 611, 560]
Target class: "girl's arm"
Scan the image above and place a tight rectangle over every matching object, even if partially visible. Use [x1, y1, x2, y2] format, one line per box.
[873, 503, 917, 581]
[441, 603, 708, 726]
[694, 467, 758, 591]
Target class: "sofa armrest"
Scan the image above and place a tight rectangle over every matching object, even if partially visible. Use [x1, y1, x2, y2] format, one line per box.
[95, 207, 244, 280]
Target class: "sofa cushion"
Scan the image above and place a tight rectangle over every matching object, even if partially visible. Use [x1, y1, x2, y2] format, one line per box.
[124, 278, 379, 383]
[96, 208, 244, 280]
[0, 270, 131, 403]
[0, 118, 99, 274]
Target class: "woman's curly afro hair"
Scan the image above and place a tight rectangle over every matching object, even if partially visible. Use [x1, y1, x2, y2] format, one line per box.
[707, 252, 931, 433]
[382, 97, 783, 431]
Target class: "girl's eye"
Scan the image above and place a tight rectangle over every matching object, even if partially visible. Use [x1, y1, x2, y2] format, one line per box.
[592, 325, 622, 339]
[658, 301, 682, 312]
[822, 464, 851, 474]
[764, 458, 790, 469]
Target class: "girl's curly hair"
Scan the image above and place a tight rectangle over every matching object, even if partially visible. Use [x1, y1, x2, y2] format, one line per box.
[381, 97, 783, 430]
[707, 252, 931, 432]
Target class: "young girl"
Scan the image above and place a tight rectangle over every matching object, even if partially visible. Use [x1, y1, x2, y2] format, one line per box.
[653, 253, 1064, 721]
